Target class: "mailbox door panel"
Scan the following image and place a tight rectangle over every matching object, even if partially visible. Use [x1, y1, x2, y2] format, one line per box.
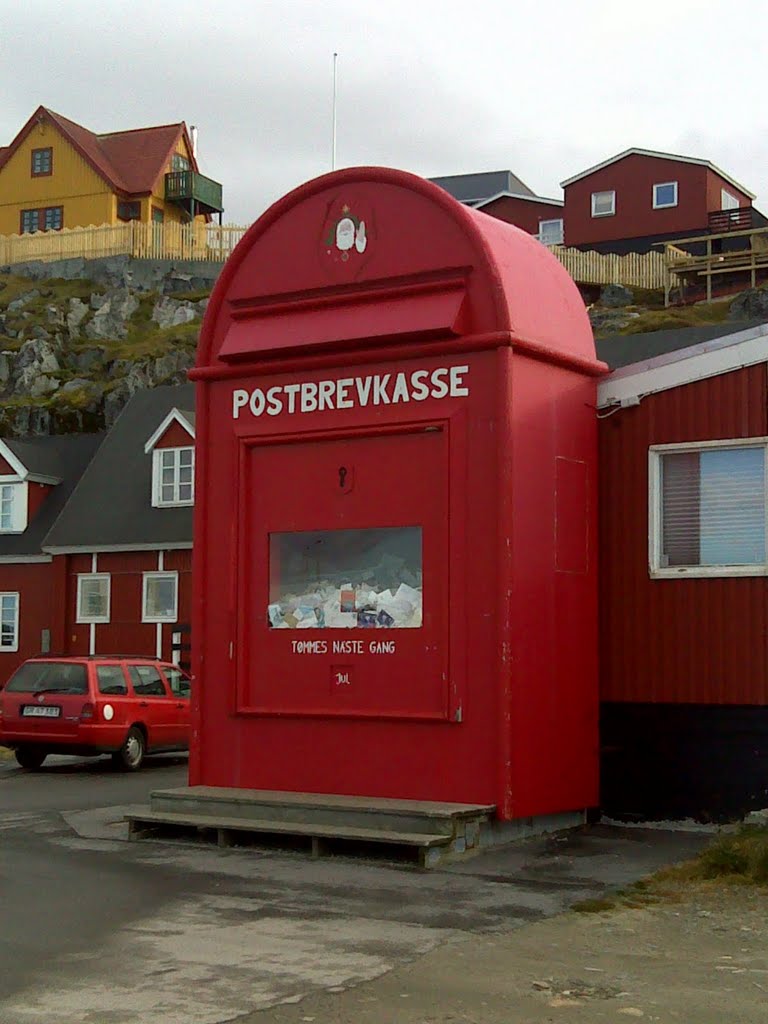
[237, 425, 450, 719]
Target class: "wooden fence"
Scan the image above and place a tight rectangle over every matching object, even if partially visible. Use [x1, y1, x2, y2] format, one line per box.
[0, 221, 669, 290]
[0, 221, 249, 266]
[548, 245, 669, 289]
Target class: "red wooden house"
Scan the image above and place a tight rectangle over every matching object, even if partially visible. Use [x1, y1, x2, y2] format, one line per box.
[430, 170, 564, 245]
[0, 385, 195, 684]
[596, 321, 768, 821]
[562, 148, 766, 254]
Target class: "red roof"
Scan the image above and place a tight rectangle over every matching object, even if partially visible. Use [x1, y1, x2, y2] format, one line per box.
[0, 106, 197, 197]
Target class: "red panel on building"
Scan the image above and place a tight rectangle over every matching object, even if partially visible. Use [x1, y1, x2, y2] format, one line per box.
[475, 195, 563, 238]
[191, 167, 604, 820]
[155, 421, 194, 449]
[599, 363, 768, 706]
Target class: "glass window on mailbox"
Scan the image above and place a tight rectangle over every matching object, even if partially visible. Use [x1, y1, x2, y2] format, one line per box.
[268, 527, 422, 629]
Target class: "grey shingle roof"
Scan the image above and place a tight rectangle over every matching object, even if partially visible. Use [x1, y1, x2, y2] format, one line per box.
[429, 170, 534, 204]
[43, 384, 195, 551]
[0, 434, 104, 558]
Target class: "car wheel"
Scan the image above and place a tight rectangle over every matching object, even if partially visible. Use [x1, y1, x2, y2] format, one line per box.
[15, 747, 47, 770]
[112, 727, 146, 772]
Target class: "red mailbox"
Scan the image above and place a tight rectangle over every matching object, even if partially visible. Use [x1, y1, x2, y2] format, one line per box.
[190, 168, 604, 821]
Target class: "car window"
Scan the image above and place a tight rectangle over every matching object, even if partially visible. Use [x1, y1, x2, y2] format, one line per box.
[97, 665, 127, 695]
[4, 661, 88, 694]
[163, 666, 191, 698]
[127, 665, 167, 697]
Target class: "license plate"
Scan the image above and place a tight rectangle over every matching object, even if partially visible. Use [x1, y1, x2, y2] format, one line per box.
[22, 705, 61, 718]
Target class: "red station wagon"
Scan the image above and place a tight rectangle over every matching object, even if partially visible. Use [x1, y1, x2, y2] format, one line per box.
[0, 656, 191, 771]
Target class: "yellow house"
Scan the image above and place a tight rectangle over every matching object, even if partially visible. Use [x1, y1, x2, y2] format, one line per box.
[0, 106, 223, 236]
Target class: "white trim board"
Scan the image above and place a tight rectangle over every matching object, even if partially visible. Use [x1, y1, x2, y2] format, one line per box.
[560, 147, 756, 199]
[43, 542, 193, 555]
[597, 323, 768, 409]
[144, 408, 196, 454]
[473, 191, 564, 210]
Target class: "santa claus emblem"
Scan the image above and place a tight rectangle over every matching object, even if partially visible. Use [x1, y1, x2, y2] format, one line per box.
[320, 199, 374, 278]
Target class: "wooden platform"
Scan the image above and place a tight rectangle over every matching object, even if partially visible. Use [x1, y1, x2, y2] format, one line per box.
[126, 786, 496, 868]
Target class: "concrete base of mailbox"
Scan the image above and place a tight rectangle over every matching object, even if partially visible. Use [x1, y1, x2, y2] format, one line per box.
[125, 787, 587, 868]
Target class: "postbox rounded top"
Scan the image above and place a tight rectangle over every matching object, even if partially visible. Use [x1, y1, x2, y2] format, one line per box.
[197, 167, 599, 371]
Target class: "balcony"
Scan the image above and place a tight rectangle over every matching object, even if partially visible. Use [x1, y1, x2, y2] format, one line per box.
[708, 207, 754, 233]
[165, 170, 223, 216]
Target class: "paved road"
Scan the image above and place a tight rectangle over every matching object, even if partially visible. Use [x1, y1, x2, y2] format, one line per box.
[0, 753, 709, 1024]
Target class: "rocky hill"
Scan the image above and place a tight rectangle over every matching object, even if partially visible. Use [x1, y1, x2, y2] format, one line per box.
[1, 260, 767, 438]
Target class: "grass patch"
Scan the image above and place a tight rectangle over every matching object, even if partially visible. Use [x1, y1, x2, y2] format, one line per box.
[571, 897, 617, 913]
[616, 302, 732, 335]
[104, 319, 200, 360]
[692, 826, 768, 884]
[166, 288, 211, 303]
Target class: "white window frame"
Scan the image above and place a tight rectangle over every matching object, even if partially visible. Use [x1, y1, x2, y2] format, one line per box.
[537, 218, 564, 245]
[76, 573, 111, 624]
[653, 181, 678, 209]
[0, 592, 19, 652]
[0, 481, 28, 533]
[152, 447, 194, 508]
[591, 190, 616, 217]
[142, 571, 179, 623]
[721, 189, 740, 211]
[649, 437, 768, 579]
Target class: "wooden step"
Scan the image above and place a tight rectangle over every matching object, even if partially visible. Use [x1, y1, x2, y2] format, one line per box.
[148, 786, 495, 838]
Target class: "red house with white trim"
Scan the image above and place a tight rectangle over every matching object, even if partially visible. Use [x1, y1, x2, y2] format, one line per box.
[0, 385, 195, 684]
[562, 148, 766, 254]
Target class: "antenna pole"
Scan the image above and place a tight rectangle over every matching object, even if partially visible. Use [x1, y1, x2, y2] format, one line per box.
[332, 52, 338, 171]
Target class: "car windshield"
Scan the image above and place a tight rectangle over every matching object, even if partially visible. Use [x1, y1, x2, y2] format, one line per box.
[4, 662, 88, 695]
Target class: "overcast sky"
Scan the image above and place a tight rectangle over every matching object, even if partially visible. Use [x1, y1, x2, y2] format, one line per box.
[2, 0, 767, 224]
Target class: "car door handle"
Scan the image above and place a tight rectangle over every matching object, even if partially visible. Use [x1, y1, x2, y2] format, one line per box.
[176, 702, 185, 708]
[139, 701, 148, 708]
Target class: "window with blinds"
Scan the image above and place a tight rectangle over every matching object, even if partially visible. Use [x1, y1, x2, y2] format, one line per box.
[655, 443, 766, 571]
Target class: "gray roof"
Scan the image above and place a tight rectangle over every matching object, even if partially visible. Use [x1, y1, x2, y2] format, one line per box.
[44, 384, 195, 551]
[5, 437, 70, 480]
[0, 434, 104, 558]
[595, 320, 763, 370]
[429, 170, 534, 204]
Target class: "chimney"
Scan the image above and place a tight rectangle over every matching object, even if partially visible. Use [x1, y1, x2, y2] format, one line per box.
[190, 125, 198, 159]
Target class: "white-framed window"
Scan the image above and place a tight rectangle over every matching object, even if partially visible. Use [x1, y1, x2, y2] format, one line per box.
[0, 483, 26, 532]
[649, 439, 768, 578]
[0, 485, 14, 531]
[653, 181, 678, 209]
[152, 447, 194, 507]
[76, 574, 111, 623]
[591, 190, 616, 217]
[721, 189, 740, 211]
[538, 218, 564, 245]
[142, 572, 179, 623]
[0, 593, 19, 652]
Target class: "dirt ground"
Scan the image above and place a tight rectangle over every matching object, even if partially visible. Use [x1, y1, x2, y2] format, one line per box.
[251, 882, 768, 1023]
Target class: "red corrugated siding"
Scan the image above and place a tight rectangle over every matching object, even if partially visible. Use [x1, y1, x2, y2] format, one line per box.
[600, 364, 768, 705]
[155, 421, 194, 449]
[0, 562, 54, 682]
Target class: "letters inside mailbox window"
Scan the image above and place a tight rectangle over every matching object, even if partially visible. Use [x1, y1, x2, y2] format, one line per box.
[268, 527, 422, 629]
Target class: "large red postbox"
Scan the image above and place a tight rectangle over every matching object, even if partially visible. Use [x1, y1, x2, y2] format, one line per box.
[190, 167, 604, 821]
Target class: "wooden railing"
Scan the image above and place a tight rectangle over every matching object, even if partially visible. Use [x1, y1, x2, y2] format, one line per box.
[708, 208, 754, 233]
[0, 221, 670, 291]
[661, 226, 768, 304]
[0, 221, 249, 266]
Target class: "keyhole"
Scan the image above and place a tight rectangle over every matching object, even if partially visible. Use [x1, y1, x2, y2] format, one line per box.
[338, 466, 347, 488]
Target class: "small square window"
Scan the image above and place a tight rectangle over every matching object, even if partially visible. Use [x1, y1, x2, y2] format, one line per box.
[152, 447, 195, 507]
[653, 182, 678, 209]
[171, 153, 190, 172]
[143, 572, 179, 623]
[76, 574, 111, 623]
[0, 484, 15, 531]
[31, 148, 52, 176]
[591, 190, 616, 217]
[117, 201, 141, 221]
[20, 210, 40, 234]
[0, 593, 19, 652]
[538, 219, 564, 245]
[152, 207, 165, 224]
[43, 207, 62, 231]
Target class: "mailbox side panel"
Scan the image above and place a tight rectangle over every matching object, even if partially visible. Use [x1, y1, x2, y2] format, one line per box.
[192, 350, 506, 807]
[506, 355, 600, 817]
